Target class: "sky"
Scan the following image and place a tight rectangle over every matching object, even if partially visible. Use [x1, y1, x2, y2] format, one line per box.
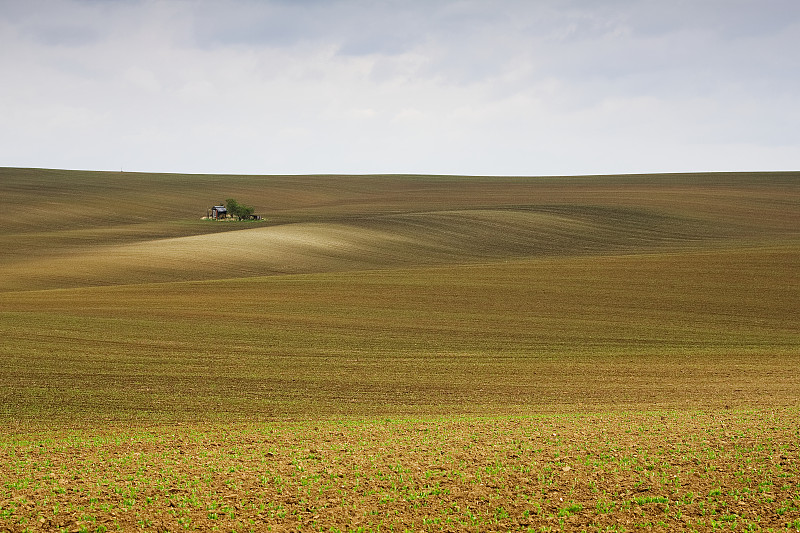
[2, 0, 799, 176]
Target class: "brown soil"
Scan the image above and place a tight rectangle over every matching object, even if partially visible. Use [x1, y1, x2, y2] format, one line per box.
[2, 410, 798, 532]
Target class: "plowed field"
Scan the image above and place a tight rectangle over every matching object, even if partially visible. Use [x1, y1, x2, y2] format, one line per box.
[1, 168, 799, 531]
[3, 411, 799, 532]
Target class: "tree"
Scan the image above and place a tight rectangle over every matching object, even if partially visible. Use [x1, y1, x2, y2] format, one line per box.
[225, 198, 255, 220]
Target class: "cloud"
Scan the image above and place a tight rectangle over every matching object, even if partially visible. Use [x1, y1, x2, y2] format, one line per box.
[0, 0, 798, 175]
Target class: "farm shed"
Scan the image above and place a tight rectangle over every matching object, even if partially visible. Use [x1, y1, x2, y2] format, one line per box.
[210, 205, 227, 219]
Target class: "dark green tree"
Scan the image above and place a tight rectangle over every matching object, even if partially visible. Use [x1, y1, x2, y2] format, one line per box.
[225, 198, 255, 220]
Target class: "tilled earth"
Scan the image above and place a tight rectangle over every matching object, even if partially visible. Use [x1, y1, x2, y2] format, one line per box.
[1, 409, 799, 532]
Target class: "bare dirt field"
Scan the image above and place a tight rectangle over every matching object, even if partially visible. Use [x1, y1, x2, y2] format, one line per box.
[2, 410, 799, 532]
[0, 168, 798, 531]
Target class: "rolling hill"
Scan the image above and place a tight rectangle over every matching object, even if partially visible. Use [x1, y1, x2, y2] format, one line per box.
[0, 167, 798, 422]
[1, 167, 797, 290]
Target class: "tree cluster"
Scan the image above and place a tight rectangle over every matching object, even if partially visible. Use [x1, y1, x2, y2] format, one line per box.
[225, 198, 255, 220]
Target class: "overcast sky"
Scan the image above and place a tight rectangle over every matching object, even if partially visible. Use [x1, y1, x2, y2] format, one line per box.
[2, 0, 799, 176]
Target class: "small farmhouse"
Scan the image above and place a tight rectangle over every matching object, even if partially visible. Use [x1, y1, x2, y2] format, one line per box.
[206, 200, 261, 221]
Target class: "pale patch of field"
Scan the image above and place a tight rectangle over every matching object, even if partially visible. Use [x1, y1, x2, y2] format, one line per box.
[0, 206, 737, 290]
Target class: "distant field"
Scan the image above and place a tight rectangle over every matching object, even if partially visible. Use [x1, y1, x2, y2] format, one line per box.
[0, 168, 798, 531]
[1, 168, 797, 290]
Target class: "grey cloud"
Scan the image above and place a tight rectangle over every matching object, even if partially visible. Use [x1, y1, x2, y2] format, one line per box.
[31, 23, 103, 47]
[1, 0, 112, 44]
[188, 0, 435, 56]
[189, 1, 325, 48]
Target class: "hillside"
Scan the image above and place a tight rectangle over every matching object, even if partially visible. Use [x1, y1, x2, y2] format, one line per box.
[1, 168, 797, 290]
[1, 167, 800, 531]
[0, 167, 798, 423]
